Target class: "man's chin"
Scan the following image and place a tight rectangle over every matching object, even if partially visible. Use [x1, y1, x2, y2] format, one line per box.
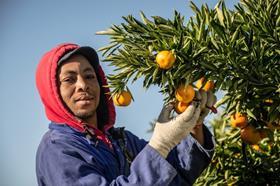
[75, 111, 94, 120]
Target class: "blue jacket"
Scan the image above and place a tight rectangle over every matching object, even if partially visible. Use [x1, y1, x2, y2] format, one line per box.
[36, 123, 214, 186]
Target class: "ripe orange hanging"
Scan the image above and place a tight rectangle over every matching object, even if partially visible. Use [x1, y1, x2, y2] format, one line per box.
[240, 125, 262, 145]
[113, 91, 132, 106]
[175, 84, 195, 104]
[174, 101, 190, 114]
[230, 112, 248, 128]
[258, 128, 270, 139]
[155, 50, 176, 69]
[196, 77, 214, 91]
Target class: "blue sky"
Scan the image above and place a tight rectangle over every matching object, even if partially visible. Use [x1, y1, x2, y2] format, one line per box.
[0, 1, 238, 185]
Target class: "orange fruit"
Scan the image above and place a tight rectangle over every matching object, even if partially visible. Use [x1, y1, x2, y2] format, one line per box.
[230, 112, 248, 128]
[174, 101, 190, 114]
[175, 84, 195, 103]
[155, 50, 176, 69]
[240, 125, 262, 145]
[113, 91, 132, 106]
[251, 144, 261, 151]
[258, 128, 270, 139]
[252, 144, 271, 152]
[196, 77, 214, 91]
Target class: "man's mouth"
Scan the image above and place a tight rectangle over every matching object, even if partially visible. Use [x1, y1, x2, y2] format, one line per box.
[75, 95, 94, 104]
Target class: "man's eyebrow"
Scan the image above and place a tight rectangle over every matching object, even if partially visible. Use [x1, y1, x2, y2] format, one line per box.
[61, 70, 77, 75]
[59, 68, 94, 78]
[83, 67, 95, 73]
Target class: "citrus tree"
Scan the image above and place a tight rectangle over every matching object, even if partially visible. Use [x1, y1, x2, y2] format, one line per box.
[194, 115, 280, 185]
[97, 0, 280, 184]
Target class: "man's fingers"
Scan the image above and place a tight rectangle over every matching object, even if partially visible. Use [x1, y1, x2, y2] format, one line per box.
[197, 109, 209, 124]
[204, 91, 217, 113]
[206, 91, 217, 108]
[199, 90, 207, 109]
[158, 103, 174, 123]
[195, 90, 202, 101]
[179, 102, 200, 123]
[185, 103, 202, 126]
[192, 103, 202, 122]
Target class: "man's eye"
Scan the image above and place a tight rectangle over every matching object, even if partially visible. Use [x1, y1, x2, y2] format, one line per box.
[85, 74, 95, 79]
[62, 77, 75, 83]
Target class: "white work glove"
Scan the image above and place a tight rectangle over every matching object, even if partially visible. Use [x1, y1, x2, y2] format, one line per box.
[148, 102, 201, 158]
[196, 90, 217, 125]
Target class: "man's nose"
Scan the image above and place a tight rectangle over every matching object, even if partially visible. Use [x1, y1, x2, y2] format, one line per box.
[76, 76, 89, 91]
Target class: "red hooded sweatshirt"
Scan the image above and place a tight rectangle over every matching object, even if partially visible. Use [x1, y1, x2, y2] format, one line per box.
[36, 43, 116, 144]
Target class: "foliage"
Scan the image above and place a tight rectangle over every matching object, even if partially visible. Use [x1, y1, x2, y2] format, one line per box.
[97, 0, 280, 126]
[194, 115, 280, 185]
[97, 0, 280, 184]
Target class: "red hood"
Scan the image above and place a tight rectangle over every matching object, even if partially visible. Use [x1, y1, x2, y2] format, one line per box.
[36, 43, 116, 132]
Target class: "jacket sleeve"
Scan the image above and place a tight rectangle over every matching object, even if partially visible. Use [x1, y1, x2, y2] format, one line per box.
[166, 125, 215, 185]
[36, 132, 178, 186]
[124, 126, 215, 185]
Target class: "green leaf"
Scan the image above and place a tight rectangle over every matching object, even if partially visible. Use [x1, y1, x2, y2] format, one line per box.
[210, 20, 226, 39]
[246, 109, 257, 120]
[200, 61, 217, 71]
[216, 7, 224, 26]
[95, 29, 116, 35]
[152, 67, 159, 82]
[230, 25, 241, 44]
[193, 46, 208, 58]
[215, 95, 231, 108]
[140, 11, 153, 25]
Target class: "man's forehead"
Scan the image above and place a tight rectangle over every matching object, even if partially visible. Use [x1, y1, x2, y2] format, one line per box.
[59, 55, 94, 70]
[57, 55, 96, 76]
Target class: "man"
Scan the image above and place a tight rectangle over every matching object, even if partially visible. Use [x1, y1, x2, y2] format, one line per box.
[36, 43, 216, 185]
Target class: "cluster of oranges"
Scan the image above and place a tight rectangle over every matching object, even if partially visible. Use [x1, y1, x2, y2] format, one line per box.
[112, 50, 176, 107]
[112, 50, 215, 111]
[174, 84, 195, 113]
[155, 50, 193, 113]
[112, 49, 278, 153]
[174, 77, 215, 114]
[230, 112, 277, 150]
[112, 50, 175, 107]
[230, 113, 259, 145]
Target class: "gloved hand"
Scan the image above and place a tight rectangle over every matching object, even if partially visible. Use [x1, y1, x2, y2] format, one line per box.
[148, 102, 201, 158]
[196, 90, 217, 125]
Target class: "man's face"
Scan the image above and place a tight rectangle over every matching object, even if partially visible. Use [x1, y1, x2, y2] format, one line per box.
[57, 55, 100, 121]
